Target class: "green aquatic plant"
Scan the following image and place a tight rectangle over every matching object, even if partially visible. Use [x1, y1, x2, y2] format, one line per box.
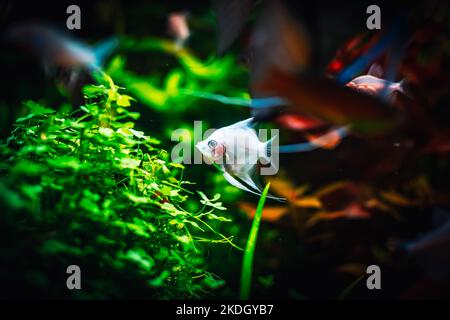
[240, 183, 271, 300]
[0, 75, 238, 299]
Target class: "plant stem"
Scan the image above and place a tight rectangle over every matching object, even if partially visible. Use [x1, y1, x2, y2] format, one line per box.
[240, 183, 270, 300]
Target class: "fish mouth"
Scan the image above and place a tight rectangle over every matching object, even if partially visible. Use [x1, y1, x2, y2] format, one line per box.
[195, 142, 209, 157]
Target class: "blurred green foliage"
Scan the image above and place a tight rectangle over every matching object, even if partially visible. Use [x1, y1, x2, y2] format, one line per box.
[106, 37, 250, 140]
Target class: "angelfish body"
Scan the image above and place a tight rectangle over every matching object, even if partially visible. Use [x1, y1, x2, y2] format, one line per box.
[196, 118, 284, 201]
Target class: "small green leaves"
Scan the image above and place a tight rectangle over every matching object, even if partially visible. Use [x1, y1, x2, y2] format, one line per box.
[39, 240, 83, 256]
[119, 249, 155, 271]
[83, 84, 107, 99]
[148, 270, 170, 287]
[206, 213, 231, 221]
[11, 160, 45, 176]
[119, 157, 141, 169]
[0, 183, 25, 210]
[174, 234, 192, 244]
[123, 191, 151, 204]
[169, 162, 185, 169]
[20, 184, 43, 201]
[23, 100, 55, 116]
[98, 127, 114, 137]
[47, 156, 81, 170]
[15, 113, 36, 123]
[197, 191, 227, 210]
[117, 94, 135, 107]
[203, 275, 225, 289]
[80, 106, 90, 113]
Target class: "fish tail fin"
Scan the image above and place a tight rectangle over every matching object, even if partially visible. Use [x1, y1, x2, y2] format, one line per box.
[396, 79, 413, 99]
[260, 134, 277, 164]
[396, 79, 405, 93]
[92, 37, 119, 68]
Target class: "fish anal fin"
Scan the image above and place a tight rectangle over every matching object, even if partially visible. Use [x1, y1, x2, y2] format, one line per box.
[242, 169, 286, 202]
[222, 166, 285, 202]
[222, 166, 261, 196]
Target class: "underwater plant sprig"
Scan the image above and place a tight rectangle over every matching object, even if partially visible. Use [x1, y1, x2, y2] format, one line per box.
[0, 75, 238, 298]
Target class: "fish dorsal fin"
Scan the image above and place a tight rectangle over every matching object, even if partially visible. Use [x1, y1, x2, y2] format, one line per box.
[226, 117, 255, 129]
[367, 63, 384, 78]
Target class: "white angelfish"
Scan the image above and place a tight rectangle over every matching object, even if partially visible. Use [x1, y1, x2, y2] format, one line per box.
[196, 118, 285, 201]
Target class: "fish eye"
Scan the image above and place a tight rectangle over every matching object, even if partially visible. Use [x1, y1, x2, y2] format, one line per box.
[208, 140, 217, 149]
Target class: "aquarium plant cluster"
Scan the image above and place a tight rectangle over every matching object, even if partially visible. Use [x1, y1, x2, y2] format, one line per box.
[0, 76, 235, 299]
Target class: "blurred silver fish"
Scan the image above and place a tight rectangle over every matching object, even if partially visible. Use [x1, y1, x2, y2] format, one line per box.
[196, 118, 285, 201]
[6, 23, 118, 105]
[346, 70, 408, 104]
